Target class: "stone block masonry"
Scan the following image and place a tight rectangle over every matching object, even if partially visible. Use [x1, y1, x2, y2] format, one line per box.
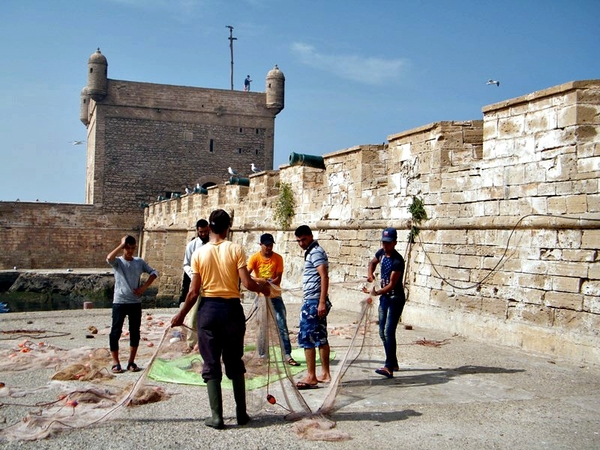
[85, 79, 278, 213]
[144, 80, 600, 365]
[1, 74, 598, 365]
[0, 202, 143, 269]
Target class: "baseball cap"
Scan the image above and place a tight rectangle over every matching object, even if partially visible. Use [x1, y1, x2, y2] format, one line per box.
[260, 233, 275, 245]
[381, 228, 397, 242]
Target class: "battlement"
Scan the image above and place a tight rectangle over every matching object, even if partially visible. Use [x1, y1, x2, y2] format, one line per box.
[142, 79, 600, 364]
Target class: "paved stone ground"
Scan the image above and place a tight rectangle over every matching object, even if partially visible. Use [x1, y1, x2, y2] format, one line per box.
[1, 304, 599, 449]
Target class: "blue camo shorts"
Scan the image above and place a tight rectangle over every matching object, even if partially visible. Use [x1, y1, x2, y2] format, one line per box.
[298, 298, 332, 349]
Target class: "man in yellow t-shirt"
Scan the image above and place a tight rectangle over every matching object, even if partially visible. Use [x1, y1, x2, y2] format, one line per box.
[247, 233, 300, 366]
[171, 209, 270, 429]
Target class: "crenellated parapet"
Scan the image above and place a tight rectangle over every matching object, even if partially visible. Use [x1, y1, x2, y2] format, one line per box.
[143, 79, 600, 364]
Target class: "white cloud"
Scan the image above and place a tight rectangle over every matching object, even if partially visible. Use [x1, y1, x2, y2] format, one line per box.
[291, 42, 409, 85]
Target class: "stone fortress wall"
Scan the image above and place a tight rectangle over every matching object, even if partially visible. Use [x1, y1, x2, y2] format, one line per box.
[0, 50, 597, 364]
[0, 50, 284, 270]
[143, 80, 600, 364]
[83, 80, 281, 213]
[0, 202, 140, 269]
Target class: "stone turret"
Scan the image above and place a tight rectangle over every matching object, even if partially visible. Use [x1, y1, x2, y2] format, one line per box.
[79, 87, 90, 125]
[87, 48, 108, 102]
[266, 65, 285, 115]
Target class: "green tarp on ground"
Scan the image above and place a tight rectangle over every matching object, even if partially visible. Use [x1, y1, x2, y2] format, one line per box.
[148, 347, 334, 390]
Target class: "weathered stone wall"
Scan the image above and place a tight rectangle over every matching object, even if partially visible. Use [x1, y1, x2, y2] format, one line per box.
[143, 80, 600, 364]
[0, 65, 283, 271]
[85, 80, 278, 213]
[0, 202, 142, 269]
[393, 81, 600, 363]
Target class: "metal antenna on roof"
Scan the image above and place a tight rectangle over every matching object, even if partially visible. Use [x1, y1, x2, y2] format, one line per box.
[226, 25, 237, 90]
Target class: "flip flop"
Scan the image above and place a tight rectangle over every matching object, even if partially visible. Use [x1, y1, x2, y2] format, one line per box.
[111, 364, 124, 374]
[375, 367, 393, 379]
[296, 381, 319, 390]
[127, 362, 142, 372]
[287, 357, 301, 367]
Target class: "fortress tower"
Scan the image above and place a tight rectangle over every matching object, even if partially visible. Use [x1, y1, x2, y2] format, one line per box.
[80, 49, 285, 214]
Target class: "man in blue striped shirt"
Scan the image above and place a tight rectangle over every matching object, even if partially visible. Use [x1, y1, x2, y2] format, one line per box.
[294, 225, 331, 389]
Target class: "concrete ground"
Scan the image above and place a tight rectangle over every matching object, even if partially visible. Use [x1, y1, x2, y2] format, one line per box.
[0, 303, 599, 449]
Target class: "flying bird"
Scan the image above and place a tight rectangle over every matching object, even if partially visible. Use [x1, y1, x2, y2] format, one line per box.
[487, 79, 500, 87]
[228, 167, 238, 176]
[251, 163, 261, 173]
[70, 140, 85, 145]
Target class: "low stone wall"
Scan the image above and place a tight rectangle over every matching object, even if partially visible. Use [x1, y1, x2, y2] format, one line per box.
[0, 202, 143, 270]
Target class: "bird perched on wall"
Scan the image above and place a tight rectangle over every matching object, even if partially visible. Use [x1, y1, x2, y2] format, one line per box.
[251, 163, 261, 173]
[185, 187, 193, 195]
[228, 167, 238, 176]
[487, 79, 500, 87]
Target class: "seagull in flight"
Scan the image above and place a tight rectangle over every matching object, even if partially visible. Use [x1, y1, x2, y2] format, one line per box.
[70, 140, 85, 145]
[250, 163, 261, 173]
[486, 79, 500, 87]
[228, 167, 238, 176]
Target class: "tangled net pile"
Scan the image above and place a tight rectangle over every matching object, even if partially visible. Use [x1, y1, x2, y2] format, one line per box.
[0, 315, 172, 441]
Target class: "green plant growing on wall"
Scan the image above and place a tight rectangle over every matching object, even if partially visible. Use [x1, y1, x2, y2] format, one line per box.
[408, 196, 428, 243]
[273, 182, 296, 229]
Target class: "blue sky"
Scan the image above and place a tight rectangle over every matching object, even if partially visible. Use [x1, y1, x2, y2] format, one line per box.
[1, 0, 598, 203]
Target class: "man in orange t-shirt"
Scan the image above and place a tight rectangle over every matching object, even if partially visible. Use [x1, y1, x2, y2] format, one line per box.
[247, 233, 300, 366]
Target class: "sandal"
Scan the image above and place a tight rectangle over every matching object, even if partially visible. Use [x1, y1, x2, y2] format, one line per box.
[375, 367, 393, 379]
[296, 381, 319, 390]
[111, 364, 124, 374]
[127, 362, 142, 372]
[287, 357, 301, 367]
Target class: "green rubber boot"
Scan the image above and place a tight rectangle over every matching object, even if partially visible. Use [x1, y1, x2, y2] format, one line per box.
[232, 374, 250, 425]
[205, 380, 224, 429]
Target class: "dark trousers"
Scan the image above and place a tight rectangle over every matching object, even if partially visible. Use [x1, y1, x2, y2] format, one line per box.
[378, 295, 406, 370]
[197, 297, 246, 382]
[109, 303, 142, 351]
[179, 272, 191, 303]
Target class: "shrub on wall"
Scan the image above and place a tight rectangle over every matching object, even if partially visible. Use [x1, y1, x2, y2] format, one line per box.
[408, 196, 428, 243]
[273, 182, 296, 230]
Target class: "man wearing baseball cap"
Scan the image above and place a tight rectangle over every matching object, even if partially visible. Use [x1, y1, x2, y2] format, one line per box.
[363, 227, 406, 378]
[247, 233, 300, 366]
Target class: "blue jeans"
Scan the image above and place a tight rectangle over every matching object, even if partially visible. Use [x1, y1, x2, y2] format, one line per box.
[258, 296, 293, 358]
[378, 295, 406, 370]
[271, 297, 293, 357]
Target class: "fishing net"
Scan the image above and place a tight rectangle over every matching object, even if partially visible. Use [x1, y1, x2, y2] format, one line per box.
[0, 281, 383, 443]
[0, 315, 172, 442]
[146, 281, 379, 441]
